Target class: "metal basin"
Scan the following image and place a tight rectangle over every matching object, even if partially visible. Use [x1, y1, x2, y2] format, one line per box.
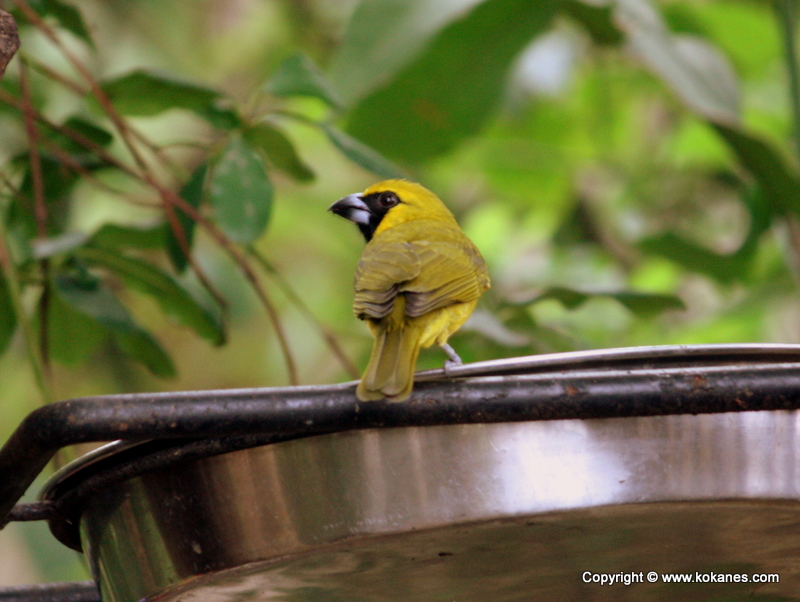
[38, 346, 800, 601]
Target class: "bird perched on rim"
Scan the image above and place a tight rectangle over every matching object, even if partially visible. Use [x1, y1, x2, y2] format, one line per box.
[329, 179, 490, 402]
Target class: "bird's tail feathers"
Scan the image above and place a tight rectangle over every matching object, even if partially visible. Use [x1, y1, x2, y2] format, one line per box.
[357, 321, 423, 402]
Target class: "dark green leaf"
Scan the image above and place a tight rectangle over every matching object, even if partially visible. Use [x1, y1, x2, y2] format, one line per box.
[713, 123, 800, 217]
[114, 328, 176, 377]
[209, 136, 273, 243]
[639, 233, 747, 284]
[609, 292, 686, 318]
[50, 117, 114, 154]
[101, 69, 223, 118]
[0, 271, 16, 354]
[345, 0, 558, 163]
[265, 53, 341, 107]
[167, 164, 206, 272]
[15, 155, 80, 236]
[91, 222, 167, 250]
[48, 281, 106, 365]
[199, 105, 243, 130]
[321, 124, 405, 179]
[22, 0, 93, 47]
[532, 286, 590, 310]
[563, 0, 624, 46]
[524, 286, 685, 317]
[328, 0, 484, 107]
[53, 271, 176, 376]
[639, 186, 772, 284]
[244, 123, 314, 182]
[77, 246, 224, 346]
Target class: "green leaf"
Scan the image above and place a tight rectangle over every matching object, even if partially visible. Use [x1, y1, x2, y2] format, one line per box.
[50, 117, 113, 154]
[563, 0, 624, 46]
[639, 233, 747, 284]
[638, 186, 772, 284]
[328, 0, 485, 107]
[524, 286, 685, 317]
[345, 0, 558, 163]
[265, 53, 341, 107]
[244, 123, 314, 182]
[77, 246, 224, 346]
[321, 124, 405, 179]
[615, 0, 740, 123]
[199, 105, 243, 130]
[48, 282, 106, 365]
[713, 123, 800, 217]
[15, 155, 81, 236]
[53, 271, 175, 376]
[100, 69, 223, 118]
[209, 136, 273, 243]
[22, 0, 93, 47]
[91, 222, 167, 250]
[608, 292, 686, 318]
[167, 164, 206, 273]
[0, 271, 16, 354]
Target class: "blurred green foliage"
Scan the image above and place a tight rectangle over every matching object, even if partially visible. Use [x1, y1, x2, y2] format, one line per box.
[1, 0, 800, 585]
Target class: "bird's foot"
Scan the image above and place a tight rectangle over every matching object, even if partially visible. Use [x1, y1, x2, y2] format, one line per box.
[441, 343, 462, 377]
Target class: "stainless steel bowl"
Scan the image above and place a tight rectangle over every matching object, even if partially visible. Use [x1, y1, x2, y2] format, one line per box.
[40, 346, 800, 601]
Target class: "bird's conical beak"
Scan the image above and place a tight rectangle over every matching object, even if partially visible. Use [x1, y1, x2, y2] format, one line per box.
[329, 193, 370, 225]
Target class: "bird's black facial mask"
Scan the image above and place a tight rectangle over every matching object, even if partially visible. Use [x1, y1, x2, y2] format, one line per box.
[330, 191, 400, 242]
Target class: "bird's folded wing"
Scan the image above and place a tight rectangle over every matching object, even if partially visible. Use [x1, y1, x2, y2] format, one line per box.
[354, 234, 487, 320]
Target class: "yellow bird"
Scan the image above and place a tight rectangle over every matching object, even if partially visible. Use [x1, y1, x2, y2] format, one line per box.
[330, 180, 490, 402]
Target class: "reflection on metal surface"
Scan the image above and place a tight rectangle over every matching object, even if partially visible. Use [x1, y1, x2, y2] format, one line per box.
[73, 411, 800, 601]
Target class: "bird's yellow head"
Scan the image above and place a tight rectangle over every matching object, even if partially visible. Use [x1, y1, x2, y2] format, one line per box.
[329, 179, 457, 242]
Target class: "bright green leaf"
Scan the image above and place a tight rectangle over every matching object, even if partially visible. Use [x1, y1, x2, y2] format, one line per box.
[321, 124, 405, 179]
[615, 0, 740, 123]
[345, 0, 558, 163]
[209, 136, 273, 243]
[53, 271, 176, 377]
[101, 69, 223, 118]
[167, 164, 206, 273]
[77, 246, 224, 346]
[244, 123, 314, 182]
[0, 272, 16, 354]
[265, 53, 341, 107]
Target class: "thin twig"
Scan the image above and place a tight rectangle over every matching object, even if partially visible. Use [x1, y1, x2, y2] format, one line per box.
[19, 58, 53, 386]
[248, 246, 360, 379]
[24, 52, 88, 96]
[11, 0, 300, 384]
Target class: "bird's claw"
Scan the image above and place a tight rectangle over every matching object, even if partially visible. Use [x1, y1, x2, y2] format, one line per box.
[441, 343, 462, 377]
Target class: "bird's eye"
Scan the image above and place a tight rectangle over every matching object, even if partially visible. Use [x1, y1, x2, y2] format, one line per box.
[379, 192, 399, 208]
